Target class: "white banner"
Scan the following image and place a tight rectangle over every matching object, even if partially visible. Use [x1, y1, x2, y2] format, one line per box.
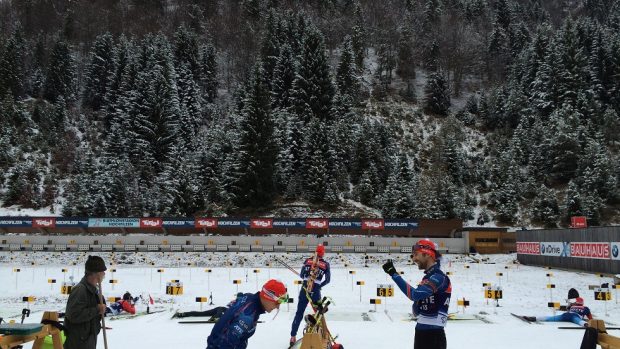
[539, 242, 571, 257]
[611, 242, 620, 260]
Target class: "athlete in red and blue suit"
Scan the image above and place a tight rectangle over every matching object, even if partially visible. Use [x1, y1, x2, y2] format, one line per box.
[383, 239, 451, 349]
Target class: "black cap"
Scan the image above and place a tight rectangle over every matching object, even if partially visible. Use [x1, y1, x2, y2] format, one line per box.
[567, 288, 579, 299]
[85, 255, 107, 273]
[123, 292, 132, 301]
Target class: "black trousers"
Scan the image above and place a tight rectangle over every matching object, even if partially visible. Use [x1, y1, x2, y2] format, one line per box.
[181, 306, 227, 318]
[414, 329, 446, 349]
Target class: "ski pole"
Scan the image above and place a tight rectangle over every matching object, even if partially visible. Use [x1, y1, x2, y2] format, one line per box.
[97, 281, 109, 349]
[274, 257, 299, 276]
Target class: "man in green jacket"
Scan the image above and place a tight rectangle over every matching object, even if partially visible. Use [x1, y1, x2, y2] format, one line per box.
[64, 255, 107, 349]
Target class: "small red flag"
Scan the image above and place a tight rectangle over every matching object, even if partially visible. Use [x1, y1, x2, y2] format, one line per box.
[149, 294, 154, 305]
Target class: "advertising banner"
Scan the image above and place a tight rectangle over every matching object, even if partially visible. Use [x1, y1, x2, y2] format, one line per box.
[362, 219, 384, 230]
[384, 220, 418, 229]
[0, 218, 32, 227]
[218, 219, 250, 228]
[611, 242, 620, 261]
[88, 218, 140, 228]
[251, 218, 273, 229]
[306, 218, 329, 229]
[329, 219, 360, 229]
[570, 242, 610, 259]
[140, 218, 162, 228]
[273, 219, 306, 228]
[539, 242, 571, 257]
[162, 219, 194, 228]
[516, 242, 540, 255]
[32, 218, 56, 228]
[570, 216, 587, 228]
[195, 218, 218, 229]
[56, 218, 89, 227]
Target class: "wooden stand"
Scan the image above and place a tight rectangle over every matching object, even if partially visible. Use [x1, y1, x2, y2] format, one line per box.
[300, 318, 330, 349]
[589, 319, 620, 349]
[0, 312, 63, 349]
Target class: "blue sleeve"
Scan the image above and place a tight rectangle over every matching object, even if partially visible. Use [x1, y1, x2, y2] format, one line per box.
[216, 313, 253, 349]
[391, 274, 434, 301]
[320, 263, 330, 287]
[300, 263, 307, 279]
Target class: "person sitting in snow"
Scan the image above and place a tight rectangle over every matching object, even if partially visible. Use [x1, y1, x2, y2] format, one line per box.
[523, 288, 593, 327]
[206, 279, 288, 349]
[106, 291, 137, 316]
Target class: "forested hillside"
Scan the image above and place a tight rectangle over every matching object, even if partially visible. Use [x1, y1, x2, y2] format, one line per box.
[0, 0, 618, 227]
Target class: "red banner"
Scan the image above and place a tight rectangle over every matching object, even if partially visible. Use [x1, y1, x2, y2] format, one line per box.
[195, 218, 218, 229]
[362, 219, 384, 230]
[570, 216, 587, 228]
[140, 218, 162, 228]
[32, 218, 56, 228]
[570, 243, 610, 259]
[306, 218, 329, 229]
[251, 218, 273, 229]
[516, 242, 540, 255]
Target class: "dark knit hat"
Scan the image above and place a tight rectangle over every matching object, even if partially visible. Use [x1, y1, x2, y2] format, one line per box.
[85, 255, 107, 273]
[567, 288, 579, 300]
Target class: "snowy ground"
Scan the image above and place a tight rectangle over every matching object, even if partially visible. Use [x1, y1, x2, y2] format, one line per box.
[1, 252, 619, 348]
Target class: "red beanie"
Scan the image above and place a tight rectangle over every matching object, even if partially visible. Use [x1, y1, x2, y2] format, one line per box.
[413, 239, 438, 259]
[316, 245, 325, 257]
[260, 279, 287, 303]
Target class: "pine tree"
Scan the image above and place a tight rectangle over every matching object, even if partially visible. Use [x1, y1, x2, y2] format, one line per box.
[557, 18, 589, 107]
[83, 33, 114, 110]
[357, 171, 375, 206]
[0, 28, 26, 99]
[292, 25, 335, 121]
[233, 63, 277, 208]
[173, 26, 201, 84]
[302, 119, 337, 203]
[44, 38, 77, 103]
[530, 184, 559, 227]
[375, 43, 396, 90]
[547, 104, 581, 183]
[396, 26, 415, 82]
[381, 154, 416, 218]
[103, 35, 135, 128]
[260, 10, 283, 83]
[200, 43, 218, 103]
[129, 35, 181, 179]
[336, 36, 358, 98]
[530, 42, 562, 117]
[176, 63, 203, 149]
[351, 1, 366, 69]
[423, 72, 451, 116]
[276, 111, 305, 197]
[271, 44, 296, 110]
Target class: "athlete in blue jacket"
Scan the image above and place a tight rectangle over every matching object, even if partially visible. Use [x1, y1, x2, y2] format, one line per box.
[383, 239, 451, 349]
[207, 279, 288, 349]
[289, 244, 331, 346]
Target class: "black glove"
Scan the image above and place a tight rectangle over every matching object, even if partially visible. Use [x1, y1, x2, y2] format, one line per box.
[382, 260, 397, 276]
[313, 298, 330, 314]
